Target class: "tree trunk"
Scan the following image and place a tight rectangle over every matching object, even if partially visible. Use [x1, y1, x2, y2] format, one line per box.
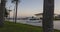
[13, 6, 15, 22]
[15, 1, 18, 23]
[42, 0, 54, 32]
[0, 0, 5, 27]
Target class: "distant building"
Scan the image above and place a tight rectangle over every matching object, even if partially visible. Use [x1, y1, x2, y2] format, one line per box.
[54, 15, 60, 20]
[35, 13, 58, 19]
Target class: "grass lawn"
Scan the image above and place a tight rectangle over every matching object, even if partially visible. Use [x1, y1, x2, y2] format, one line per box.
[0, 21, 60, 32]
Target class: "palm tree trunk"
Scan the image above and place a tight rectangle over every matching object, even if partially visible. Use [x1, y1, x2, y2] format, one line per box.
[0, 0, 6, 27]
[15, 1, 18, 23]
[42, 0, 54, 32]
[13, 6, 15, 22]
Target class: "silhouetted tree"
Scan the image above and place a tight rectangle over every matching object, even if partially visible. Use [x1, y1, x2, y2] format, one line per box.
[42, 0, 54, 32]
[12, 0, 20, 23]
[0, 0, 6, 27]
[5, 8, 9, 18]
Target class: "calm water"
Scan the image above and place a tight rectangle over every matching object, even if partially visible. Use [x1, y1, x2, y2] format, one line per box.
[9, 20, 60, 30]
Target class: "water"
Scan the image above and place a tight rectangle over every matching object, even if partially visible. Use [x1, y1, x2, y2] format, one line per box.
[9, 20, 60, 30]
[53, 21, 60, 30]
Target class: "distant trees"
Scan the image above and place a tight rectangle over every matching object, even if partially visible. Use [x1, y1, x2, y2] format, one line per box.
[42, 0, 54, 32]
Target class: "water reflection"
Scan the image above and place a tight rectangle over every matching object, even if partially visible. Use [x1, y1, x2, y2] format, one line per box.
[9, 20, 60, 30]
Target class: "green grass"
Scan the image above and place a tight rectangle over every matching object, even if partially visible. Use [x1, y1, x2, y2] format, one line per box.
[0, 21, 60, 32]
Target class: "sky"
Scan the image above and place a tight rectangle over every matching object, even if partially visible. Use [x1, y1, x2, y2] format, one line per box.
[6, 0, 60, 17]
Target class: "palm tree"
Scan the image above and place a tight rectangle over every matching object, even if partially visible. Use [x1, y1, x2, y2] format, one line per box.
[42, 0, 54, 32]
[13, 6, 16, 22]
[12, 0, 20, 23]
[0, 0, 6, 27]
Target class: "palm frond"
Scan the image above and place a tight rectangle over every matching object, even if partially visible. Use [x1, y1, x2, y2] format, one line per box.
[12, 0, 20, 3]
[12, 0, 16, 3]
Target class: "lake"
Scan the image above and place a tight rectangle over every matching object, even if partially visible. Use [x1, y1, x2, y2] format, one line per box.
[9, 20, 60, 30]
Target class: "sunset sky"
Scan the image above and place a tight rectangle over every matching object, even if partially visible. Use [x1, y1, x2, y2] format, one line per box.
[6, 0, 60, 17]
